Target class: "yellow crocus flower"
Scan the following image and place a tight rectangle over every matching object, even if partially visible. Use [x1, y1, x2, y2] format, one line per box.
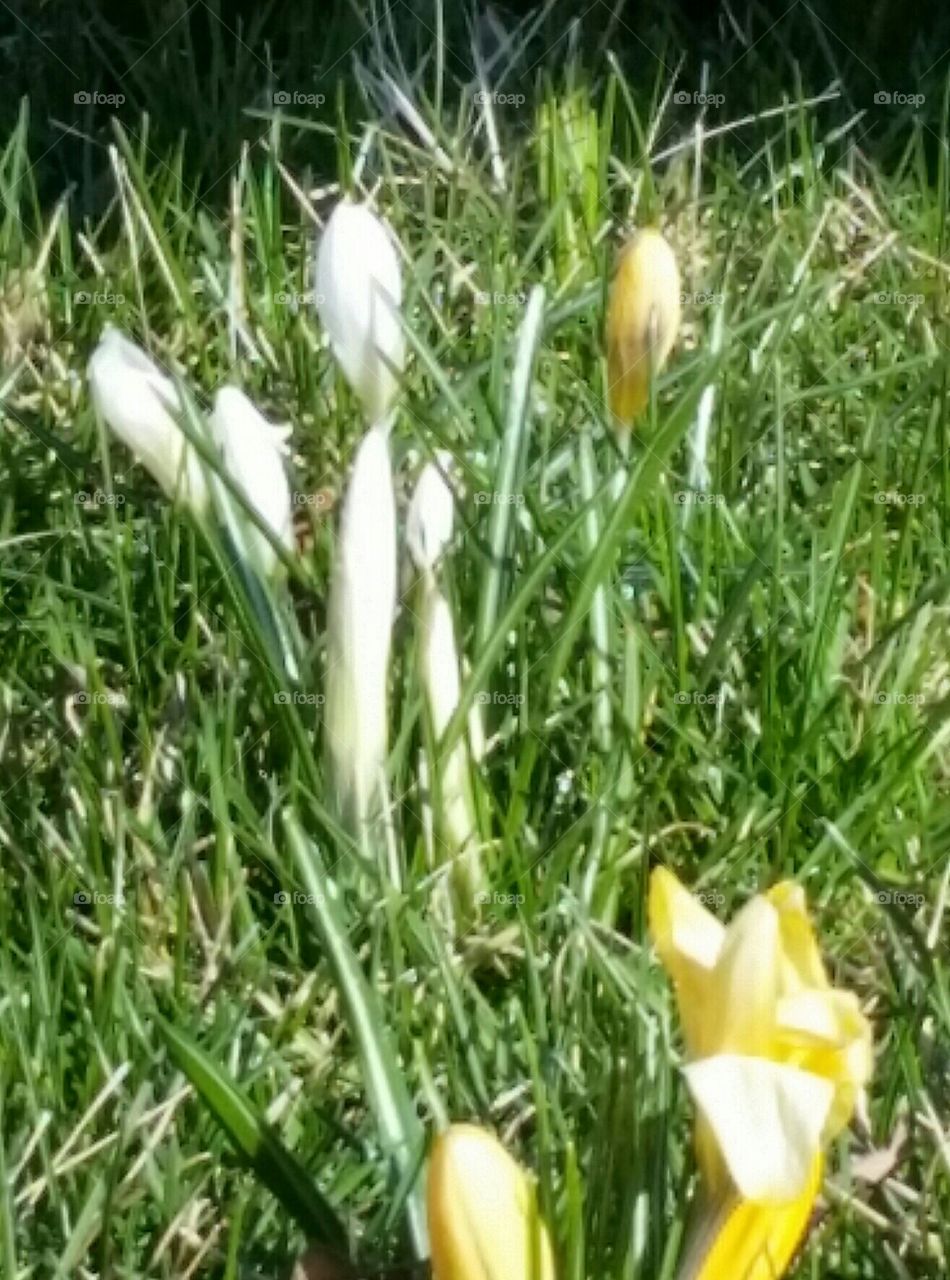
[428, 1124, 555, 1280]
[649, 867, 872, 1280]
[605, 228, 681, 431]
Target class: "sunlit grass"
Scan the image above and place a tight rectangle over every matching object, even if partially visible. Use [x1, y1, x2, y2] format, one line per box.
[2, 4, 950, 1278]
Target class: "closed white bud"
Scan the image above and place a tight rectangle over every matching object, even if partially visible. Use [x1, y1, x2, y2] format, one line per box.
[87, 326, 209, 511]
[315, 201, 404, 423]
[420, 589, 480, 876]
[406, 453, 456, 573]
[325, 423, 397, 828]
[209, 386, 294, 576]
[408, 459, 480, 888]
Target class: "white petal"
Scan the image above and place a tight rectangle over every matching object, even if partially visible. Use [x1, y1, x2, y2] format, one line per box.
[406, 454, 455, 572]
[422, 589, 478, 863]
[684, 1054, 834, 1202]
[422, 590, 462, 736]
[87, 327, 208, 510]
[777, 991, 846, 1043]
[210, 386, 294, 575]
[325, 423, 396, 825]
[315, 201, 404, 422]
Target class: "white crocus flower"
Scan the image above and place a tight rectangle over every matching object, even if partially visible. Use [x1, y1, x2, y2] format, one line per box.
[407, 456, 482, 896]
[406, 454, 455, 572]
[315, 200, 404, 423]
[325, 422, 397, 830]
[87, 326, 209, 511]
[209, 386, 294, 576]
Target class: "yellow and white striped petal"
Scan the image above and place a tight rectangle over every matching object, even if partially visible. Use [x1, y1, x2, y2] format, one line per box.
[677, 1154, 822, 1280]
[684, 1055, 833, 1202]
[648, 867, 724, 1057]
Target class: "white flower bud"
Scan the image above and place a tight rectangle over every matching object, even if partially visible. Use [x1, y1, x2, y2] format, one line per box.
[209, 386, 294, 576]
[325, 423, 396, 827]
[315, 201, 404, 424]
[87, 326, 208, 510]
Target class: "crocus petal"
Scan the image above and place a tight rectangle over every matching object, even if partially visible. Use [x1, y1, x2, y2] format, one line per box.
[406, 454, 456, 573]
[408, 458, 480, 891]
[676, 1154, 822, 1280]
[324, 422, 396, 827]
[776, 988, 873, 1140]
[766, 881, 830, 994]
[648, 867, 724, 1057]
[87, 326, 208, 511]
[606, 228, 680, 428]
[428, 1125, 555, 1280]
[315, 201, 404, 423]
[210, 386, 294, 575]
[420, 588, 480, 886]
[684, 1055, 833, 1202]
[706, 896, 782, 1058]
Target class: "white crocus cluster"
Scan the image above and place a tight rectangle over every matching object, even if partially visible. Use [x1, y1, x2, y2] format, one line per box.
[407, 457, 481, 896]
[315, 200, 403, 831]
[87, 328, 293, 578]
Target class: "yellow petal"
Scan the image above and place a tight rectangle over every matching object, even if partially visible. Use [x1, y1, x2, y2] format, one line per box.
[706, 896, 783, 1057]
[766, 881, 830, 993]
[776, 989, 873, 1140]
[606, 228, 680, 428]
[648, 868, 725, 1057]
[428, 1125, 555, 1280]
[677, 1153, 823, 1280]
[684, 1056, 833, 1202]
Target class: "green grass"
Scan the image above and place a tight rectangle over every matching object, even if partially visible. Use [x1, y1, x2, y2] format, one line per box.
[2, 3, 950, 1277]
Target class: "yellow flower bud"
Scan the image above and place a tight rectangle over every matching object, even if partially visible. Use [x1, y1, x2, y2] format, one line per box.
[605, 228, 680, 429]
[428, 1125, 555, 1280]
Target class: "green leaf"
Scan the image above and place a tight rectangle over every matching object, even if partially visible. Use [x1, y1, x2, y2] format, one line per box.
[157, 1016, 349, 1253]
[282, 813, 429, 1258]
